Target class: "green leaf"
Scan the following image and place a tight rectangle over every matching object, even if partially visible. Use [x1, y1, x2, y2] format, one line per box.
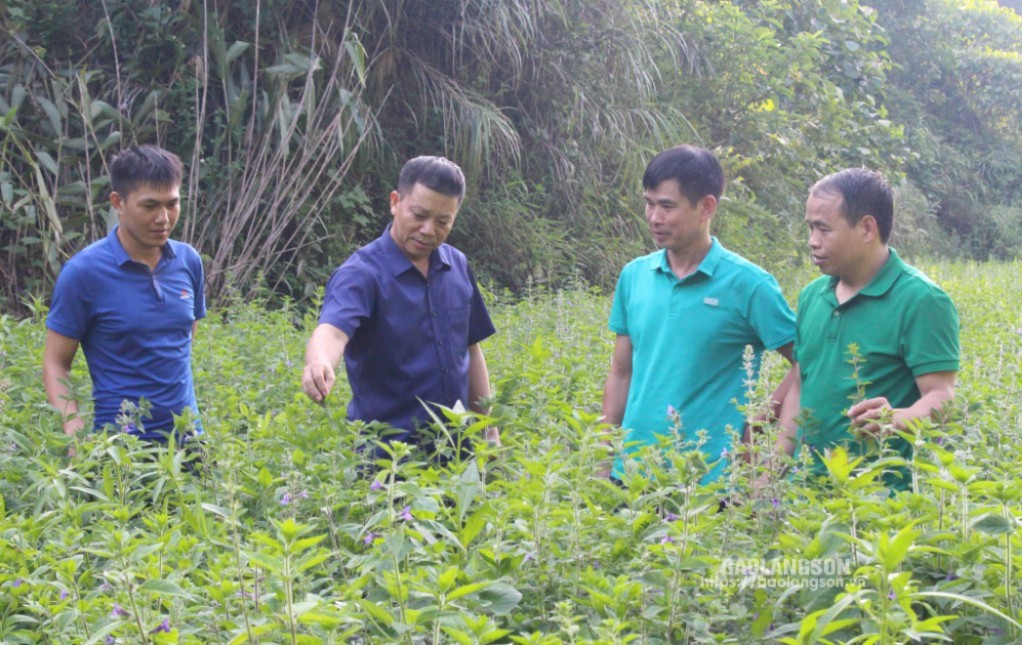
[36, 151, 59, 176]
[446, 580, 491, 602]
[243, 550, 283, 575]
[226, 41, 250, 64]
[139, 579, 194, 599]
[201, 503, 232, 519]
[476, 582, 521, 615]
[973, 514, 1015, 536]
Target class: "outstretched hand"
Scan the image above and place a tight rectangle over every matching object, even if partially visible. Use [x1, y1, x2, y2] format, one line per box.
[302, 361, 336, 403]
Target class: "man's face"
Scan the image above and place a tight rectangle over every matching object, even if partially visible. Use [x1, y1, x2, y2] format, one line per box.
[644, 179, 711, 254]
[389, 182, 460, 264]
[112, 183, 181, 254]
[805, 190, 866, 278]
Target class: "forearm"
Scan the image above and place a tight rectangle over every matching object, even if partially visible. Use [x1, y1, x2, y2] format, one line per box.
[773, 370, 801, 458]
[894, 389, 954, 428]
[467, 344, 498, 442]
[43, 363, 82, 435]
[601, 372, 630, 428]
[467, 344, 491, 415]
[305, 325, 346, 368]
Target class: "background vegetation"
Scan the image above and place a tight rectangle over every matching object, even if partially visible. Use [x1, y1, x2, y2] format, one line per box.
[2, 0, 1021, 314]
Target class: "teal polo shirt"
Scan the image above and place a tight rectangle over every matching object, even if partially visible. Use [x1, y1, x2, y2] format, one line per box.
[794, 249, 960, 486]
[609, 239, 796, 482]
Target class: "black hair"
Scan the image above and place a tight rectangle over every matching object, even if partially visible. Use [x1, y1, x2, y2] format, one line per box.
[397, 156, 466, 202]
[110, 145, 183, 197]
[811, 168, 894, 243]
[642, 145, 725, 206]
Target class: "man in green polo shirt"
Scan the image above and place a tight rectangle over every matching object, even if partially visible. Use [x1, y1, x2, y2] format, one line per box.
[601, 145, 797, 483]
[777, 168, 959, 489]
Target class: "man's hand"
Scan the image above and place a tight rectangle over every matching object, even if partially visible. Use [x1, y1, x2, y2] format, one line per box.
[302, 324, 349, 404]
[483, 426, 501, 447]
[302, 361, 336, 403]
[63, 415, 86, 437]
[848, 396, 896, 435]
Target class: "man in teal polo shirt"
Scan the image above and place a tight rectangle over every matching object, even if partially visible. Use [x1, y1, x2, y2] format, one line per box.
[601, 145, 796, 483]
[777, 168, 959, 489]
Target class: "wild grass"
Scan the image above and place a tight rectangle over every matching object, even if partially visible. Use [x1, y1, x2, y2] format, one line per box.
[0, 261, 1021, 643]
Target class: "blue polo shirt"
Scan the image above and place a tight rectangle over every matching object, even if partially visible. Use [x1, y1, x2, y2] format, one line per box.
[47, 226, 206, 439]
[610, 239, 796, 482]
[319, 226, 496, 442]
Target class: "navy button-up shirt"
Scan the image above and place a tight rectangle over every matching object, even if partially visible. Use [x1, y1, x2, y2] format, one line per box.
[319, 226, 496, 441]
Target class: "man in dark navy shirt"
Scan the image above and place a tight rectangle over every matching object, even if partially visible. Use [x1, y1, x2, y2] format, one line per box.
[43, 145, 206, 441]
[302, 156, 499, 452]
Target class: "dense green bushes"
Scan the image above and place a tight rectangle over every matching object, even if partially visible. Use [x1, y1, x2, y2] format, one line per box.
[2, 0, 1021, 314]
[2, 262, 1022, 642]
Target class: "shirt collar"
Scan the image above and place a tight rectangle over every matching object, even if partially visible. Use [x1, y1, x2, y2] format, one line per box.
[858, 247, 904, 297]
[380, 223, 451, 276]
[107, 225, 176, 267]
[650, 237, 723, 280]
[823, 247, 904, 305]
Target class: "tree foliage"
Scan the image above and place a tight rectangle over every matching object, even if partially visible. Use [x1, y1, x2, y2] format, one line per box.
[1, 0, 1021, 312]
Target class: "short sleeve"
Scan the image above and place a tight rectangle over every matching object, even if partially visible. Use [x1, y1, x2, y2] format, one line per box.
[190, 248, 207, 321]
[466, 266, 496, 345]
[746, 276, 796, 351]
[319, 259, 376, 338]
[46, 261, 91, 340]
[903, 288, 960, 376]
[608, 270, 629, 335]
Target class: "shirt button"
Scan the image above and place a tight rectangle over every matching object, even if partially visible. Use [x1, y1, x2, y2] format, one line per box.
[833, 311, 840, 317]
[438, 340, 444, 345]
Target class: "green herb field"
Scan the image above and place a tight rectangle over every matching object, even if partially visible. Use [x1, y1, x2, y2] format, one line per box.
[1, 261, 1021, 644]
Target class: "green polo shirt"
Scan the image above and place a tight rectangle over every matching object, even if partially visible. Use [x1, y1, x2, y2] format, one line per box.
[610, 238, 796, 482]
[794, 249, 960, 487]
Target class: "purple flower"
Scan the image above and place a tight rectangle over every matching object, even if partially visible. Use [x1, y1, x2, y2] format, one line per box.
[945, 570, 958, 581]
[523, 552, 535, 563]
[12, 579, 23, 588]
[235, 589, 256, 600]
[280, 493, 292, 506]
[400, 505, 414, 521]
[667, 405, 677, 417]
[151, 618, 172, 634]
[660, 535, 675, 545]
[105, 637, 116, 645]
[771, 498, 781, 509]
[369, 480, 383, 492]
[120, 423, 137, 434]
[887, 589, 895, 600]
[110, 602, 130, 618]
[99, 582, 114, 592]
[663, 512, 680, 522]
[721, 447, 729, 459]
[60, 589, 69, 600]
[363, 532, 378, 545]
[297, 489, 308, 500]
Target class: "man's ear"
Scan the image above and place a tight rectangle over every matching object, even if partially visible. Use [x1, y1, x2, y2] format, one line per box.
[700, 194, 718, 221]
[860, 214, 879, 242]
[110, 191, 124, 211]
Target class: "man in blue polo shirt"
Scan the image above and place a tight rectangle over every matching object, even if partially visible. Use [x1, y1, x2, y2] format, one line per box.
[302, 156, 498, 456]
[601, 145, 796, 483]
[43, 145, 206, 442]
